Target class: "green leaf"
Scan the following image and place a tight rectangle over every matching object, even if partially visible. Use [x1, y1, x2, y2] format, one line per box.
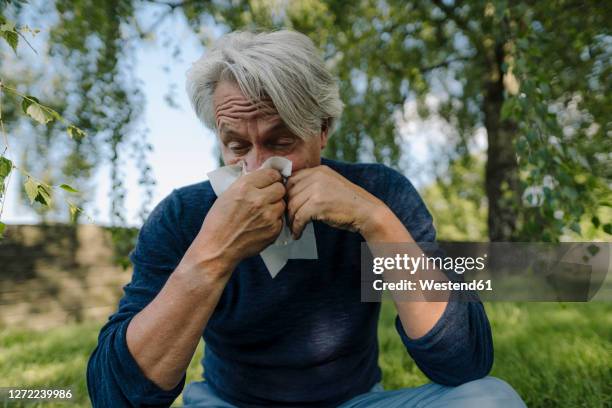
[0, 20, 16, 32]
[21, 96, 53, 124]
[27, 104, 51, 124]
[67, 125, 87, 140]
[603, 224, 612, 235]
[0, 30, 18, 54]
[35, 183, 52, 206]
[0, 156, 12, 178]
[0, 221, 5, 237]
[59, 183, 79, 193]
[0, 156, 11, 196]
[21, 96, 38, 114]
[24, 178, 39, 204]
[22, 178, 52, 207]
[0, 19, 18, 53]
[569, 222, 581, 235]
[69, 203, 82, 222]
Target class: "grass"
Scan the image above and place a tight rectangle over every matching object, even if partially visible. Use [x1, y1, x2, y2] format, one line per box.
[1, 302, 610, 407]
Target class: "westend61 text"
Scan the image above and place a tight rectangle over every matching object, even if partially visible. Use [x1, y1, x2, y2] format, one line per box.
[372, 279, 493, 292]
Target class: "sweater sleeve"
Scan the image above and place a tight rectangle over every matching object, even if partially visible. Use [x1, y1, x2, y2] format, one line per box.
[382, 167, 494, 386]
[87, 191, 188, 407]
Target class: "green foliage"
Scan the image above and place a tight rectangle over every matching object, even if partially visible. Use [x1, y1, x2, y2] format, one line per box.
[0, 156, 11, 237]
[0, 8, 89, 229]
[0, 16, 19, 53]
[0, 79, 87, 229]
[59, 183, 78, 193]
[1, 302, 610, 407]
[177, 0, 611, 241]
[24, 177, 43, 204]
[0, 0, 148, 231]
[107, 226, 139, 269]
[68, 202, 82, 222]
[422, 155, 488, 241]
[66, 125, 86, 141]
[21, 96, 54, 124]
[1, 1, 610, 244]
[0, 155, 12, 194]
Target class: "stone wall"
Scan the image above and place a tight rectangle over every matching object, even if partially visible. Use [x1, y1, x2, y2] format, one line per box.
[0, 224, 132, 329]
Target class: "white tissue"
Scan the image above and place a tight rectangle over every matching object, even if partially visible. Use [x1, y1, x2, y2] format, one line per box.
[207, 156, 318, 278]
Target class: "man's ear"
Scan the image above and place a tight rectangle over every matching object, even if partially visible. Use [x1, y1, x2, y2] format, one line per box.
[320, 119, 330, 150]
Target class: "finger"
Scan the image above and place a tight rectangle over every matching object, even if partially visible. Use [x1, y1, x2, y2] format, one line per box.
[286, 169, 322, 200]
[291, 200, 315, 240]
[269, 199, 286, 218]
[286, 173, 314, 199]
[259, 200, 285, 231]
[244, 168, 282, 188]
[286, 186, 311, 227]
[259, 181, 286, 203]
[285, 167, 317, 191]
[272, 218, 284, 237]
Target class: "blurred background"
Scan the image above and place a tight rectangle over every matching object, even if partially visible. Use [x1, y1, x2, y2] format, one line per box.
[0, 1, 610, 407]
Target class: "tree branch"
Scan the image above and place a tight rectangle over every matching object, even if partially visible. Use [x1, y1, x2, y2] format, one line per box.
[421, 56, 471, 73]
[129, 0, 200, 41]
[143, 0, 192, 9]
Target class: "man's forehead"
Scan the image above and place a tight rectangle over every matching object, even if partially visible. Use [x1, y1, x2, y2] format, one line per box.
[214, 82, 276, 114]
[214, 83, 282, 130]
[218, 116, 288, 136]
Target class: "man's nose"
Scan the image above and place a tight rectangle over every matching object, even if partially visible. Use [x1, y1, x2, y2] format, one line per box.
[244, 147, 273, 172]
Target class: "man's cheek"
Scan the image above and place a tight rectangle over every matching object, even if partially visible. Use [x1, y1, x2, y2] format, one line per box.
[220, 148, 241, 166]
[285, 155, 312, 172]
[221, 154, 237, 166]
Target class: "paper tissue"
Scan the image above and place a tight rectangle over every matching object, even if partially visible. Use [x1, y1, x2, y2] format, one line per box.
[207, 157, 318, 278]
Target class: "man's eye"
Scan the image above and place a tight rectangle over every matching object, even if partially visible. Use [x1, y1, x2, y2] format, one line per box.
[228, 143, 249, 153]
[273, 139, 296, 148]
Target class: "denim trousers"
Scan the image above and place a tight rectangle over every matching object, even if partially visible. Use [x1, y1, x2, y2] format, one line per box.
[182, 376, 526, 407]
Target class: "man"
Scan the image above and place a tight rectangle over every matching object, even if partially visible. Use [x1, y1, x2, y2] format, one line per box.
[87, 30, 525, 407]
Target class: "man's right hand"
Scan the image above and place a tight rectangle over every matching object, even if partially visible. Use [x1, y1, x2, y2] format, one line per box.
[182, 168, 286, 278]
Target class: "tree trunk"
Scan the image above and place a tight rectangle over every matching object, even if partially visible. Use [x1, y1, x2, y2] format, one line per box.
[483, 43, 521, 241]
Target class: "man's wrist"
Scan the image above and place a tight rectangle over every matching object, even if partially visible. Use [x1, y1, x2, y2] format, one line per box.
[358, 203, 414, 242]
[178, 246, 236, 284]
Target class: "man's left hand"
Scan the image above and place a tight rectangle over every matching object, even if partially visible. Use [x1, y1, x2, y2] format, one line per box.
[286, 165, 386, 239]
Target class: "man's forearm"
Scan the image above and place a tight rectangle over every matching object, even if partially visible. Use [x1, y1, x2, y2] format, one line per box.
[360, 205, 449, 339]
[126, 255, 232, 391]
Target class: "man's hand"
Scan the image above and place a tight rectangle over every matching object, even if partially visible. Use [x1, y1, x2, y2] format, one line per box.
[286, 165, 386, 240]
[183, 168, 286, 276]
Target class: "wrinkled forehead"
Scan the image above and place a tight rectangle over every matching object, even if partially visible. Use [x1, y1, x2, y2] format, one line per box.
[213, 81, 279, 130]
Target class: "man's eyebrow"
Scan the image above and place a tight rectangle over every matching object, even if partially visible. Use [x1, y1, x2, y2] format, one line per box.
[218, 122, 293, 141]
[219, 125, 245, 139]
[264, 122, 292, 136]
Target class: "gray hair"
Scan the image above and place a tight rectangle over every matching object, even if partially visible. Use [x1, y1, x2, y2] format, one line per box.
[185, 29, 344, 139]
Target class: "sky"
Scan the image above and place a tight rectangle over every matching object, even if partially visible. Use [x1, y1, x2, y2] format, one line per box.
[1, 3, 482, 227]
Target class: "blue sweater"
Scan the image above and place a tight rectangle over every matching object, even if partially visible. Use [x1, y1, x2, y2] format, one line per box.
[87, 158, 493, 407]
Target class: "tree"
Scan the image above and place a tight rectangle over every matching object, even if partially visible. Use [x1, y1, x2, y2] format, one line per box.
[1, 0, 610, 243]
[227, 0, 610, 241]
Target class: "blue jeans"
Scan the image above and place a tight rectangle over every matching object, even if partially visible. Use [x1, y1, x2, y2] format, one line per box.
[183, 377, 526, 407]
